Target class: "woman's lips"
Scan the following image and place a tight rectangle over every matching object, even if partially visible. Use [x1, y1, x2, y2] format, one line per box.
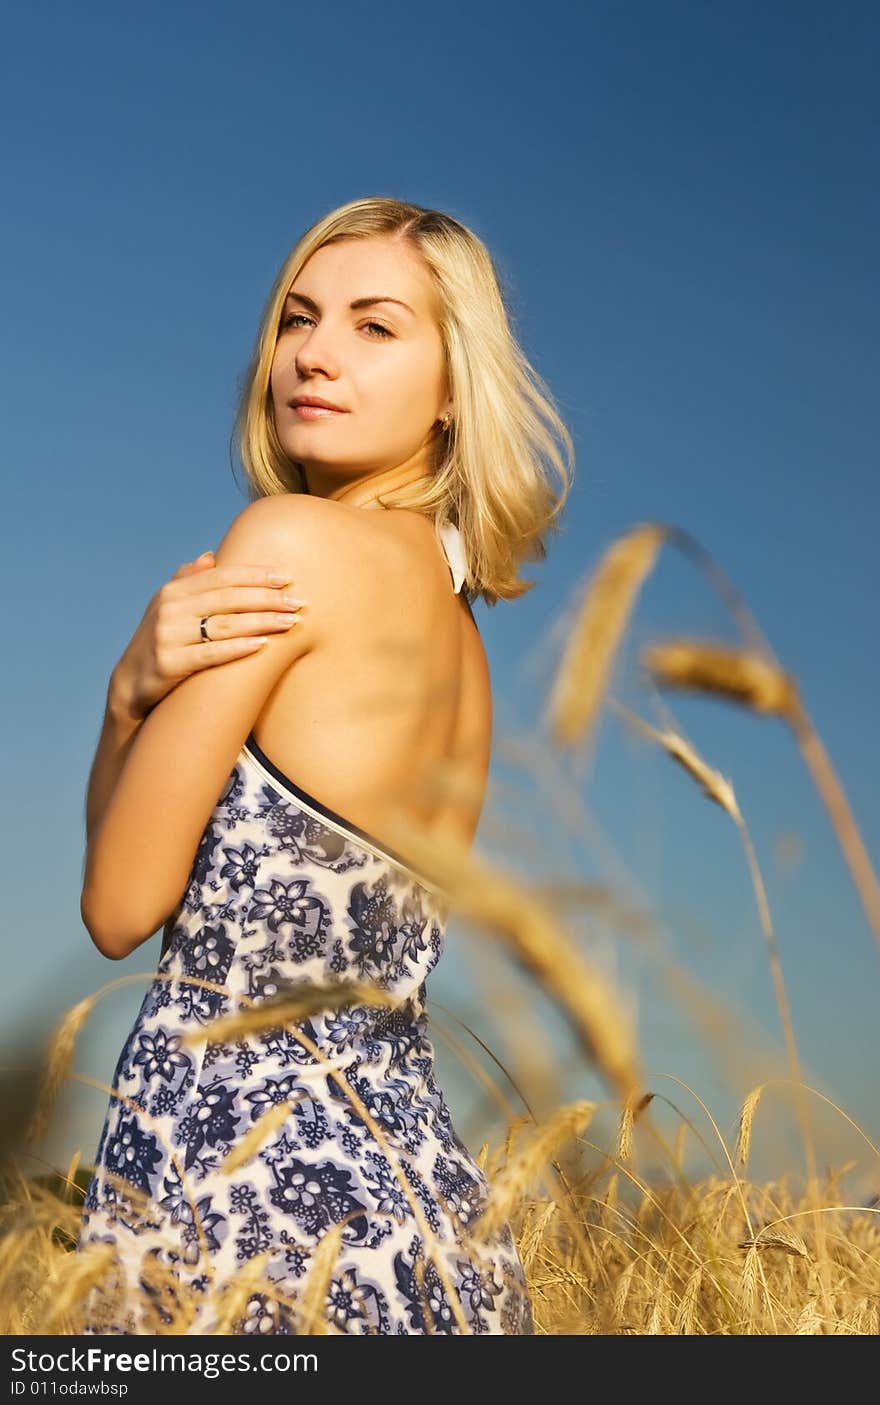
[293, 404, 347, 419]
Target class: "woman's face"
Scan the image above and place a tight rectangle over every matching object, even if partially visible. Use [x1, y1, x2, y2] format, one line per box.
[270, 235, 451, 499]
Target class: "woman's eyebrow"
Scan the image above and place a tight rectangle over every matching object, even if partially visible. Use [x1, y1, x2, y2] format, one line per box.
[284, 291, 416, 317]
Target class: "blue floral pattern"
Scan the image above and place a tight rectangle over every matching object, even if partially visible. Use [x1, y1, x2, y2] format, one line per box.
[76, 736, 534, 1336]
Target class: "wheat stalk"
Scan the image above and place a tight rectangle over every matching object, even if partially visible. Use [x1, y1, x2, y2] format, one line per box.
[641, 638, 880, 954]
[544, 522, 667, 751]
[475, 1100, 596, 1241]
[376, 819, 641, 1101]
[735, 1087, 765, 1170]
[297, 1224, 344, 1335]
[616, 1092, 655, 1162]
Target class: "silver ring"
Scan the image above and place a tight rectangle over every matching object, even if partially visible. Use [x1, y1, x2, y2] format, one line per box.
[200, 616, 211, 642]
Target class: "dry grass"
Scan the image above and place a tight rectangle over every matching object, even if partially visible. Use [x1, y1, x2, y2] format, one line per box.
[3, 519, 878, 1335]
[3, 1110, 879, 1336]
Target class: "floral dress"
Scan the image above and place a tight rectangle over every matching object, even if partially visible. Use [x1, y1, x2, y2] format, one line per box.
[75, 523, 535, 1337]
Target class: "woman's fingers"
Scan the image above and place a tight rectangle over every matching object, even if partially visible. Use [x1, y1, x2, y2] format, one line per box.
[199, 610, 303, 642]
[114, 553, 299, 720]
[172, 551, 216, 580]
[172, 563, 298, 605]
[164, 566, 306, 618]
[153, 614, 293, 682]
[198, 585, 307, 616]
[158, 632, 272, 681]
[151, 558, 306, 667]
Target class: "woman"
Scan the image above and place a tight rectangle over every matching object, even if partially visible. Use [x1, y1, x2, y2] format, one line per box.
[76, 197, 573, 1335]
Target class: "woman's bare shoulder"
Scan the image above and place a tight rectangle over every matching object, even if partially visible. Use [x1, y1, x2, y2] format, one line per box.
[242, 495, 415, 610]
[231, 492, 365, 573]
[230, 496, 444, 625]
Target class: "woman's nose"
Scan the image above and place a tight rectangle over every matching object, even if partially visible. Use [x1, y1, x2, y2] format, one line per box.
[295, 327, 341, 377]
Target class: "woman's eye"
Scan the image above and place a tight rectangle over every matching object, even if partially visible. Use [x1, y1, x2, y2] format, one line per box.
[280, 313, 392, 339]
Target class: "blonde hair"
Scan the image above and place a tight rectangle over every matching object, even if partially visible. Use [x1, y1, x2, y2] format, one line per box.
[230, 196, 574, 606]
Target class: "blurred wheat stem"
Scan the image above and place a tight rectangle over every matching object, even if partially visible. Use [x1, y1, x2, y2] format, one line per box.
[180, 987, 473, 1334]
[610, 705, 821, 1207]
[491, 1110, 620, 1284]
[67, 1070, 460, 1333]
[298, 1223, 345, 1335]
[498, 732, 796, 1107]
[22, 988, 235, 1304]
[476, 1100, 596, 1240]
[41, 971, 469, 1332]
[641, 639, 880, 956]
[204, 1249, 274, 1335]
[178, 977, 402, 1047]
[428, 1003, 536, 1124]
[378, 816, 641, 1101]
[429, 1006, 605, 1270]
[220, 1093, 317, 1175]
[544, 522, 667, 754]
[540, 517, 880, 955]
[68, 1073, 228, 1283]
[541, 513, 775, 763]
[42, 1243, 120, 1333]
[426, 1005, 608, 1244]
[25, 970, 359, 1293]
[24, 971, 163, 1151]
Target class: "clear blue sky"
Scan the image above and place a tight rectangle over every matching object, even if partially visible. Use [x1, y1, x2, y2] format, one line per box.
[2, 0, 877, 1191]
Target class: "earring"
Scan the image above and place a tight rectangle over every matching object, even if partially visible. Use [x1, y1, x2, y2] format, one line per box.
[441, 413, 452, 431]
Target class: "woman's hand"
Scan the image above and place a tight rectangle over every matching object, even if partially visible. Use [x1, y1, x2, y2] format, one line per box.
[109, 550, 305, 724]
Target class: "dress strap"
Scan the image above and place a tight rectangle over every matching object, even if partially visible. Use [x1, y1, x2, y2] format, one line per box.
[436, 520, 467, 595]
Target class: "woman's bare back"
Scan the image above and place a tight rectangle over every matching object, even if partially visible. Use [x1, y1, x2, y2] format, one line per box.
[249, 503, 492, 860]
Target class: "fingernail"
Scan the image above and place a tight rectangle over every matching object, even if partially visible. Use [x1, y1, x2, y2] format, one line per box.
[268, 571, 294, 585]
[199, 550, 214, 560]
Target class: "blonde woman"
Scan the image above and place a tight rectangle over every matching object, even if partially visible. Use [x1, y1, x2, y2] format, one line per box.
[76, 197, 572, 1336]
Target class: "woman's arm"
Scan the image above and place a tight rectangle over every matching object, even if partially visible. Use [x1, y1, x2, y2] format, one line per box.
[81, 495, 321, 961]
[84, 682, 143, 846]
[84, 549, 303, 845]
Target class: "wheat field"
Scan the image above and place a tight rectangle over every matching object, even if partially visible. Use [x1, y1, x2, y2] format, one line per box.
[3, 522, 878, 1335]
